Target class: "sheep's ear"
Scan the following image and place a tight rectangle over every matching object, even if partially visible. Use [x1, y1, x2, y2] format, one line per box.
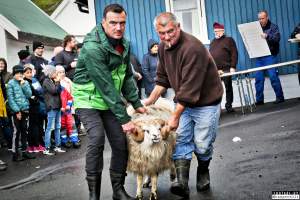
[161, 125, 171, 140]
[131, 124, 144, 142]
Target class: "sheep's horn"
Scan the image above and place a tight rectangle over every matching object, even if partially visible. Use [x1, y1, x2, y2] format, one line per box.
[131, 126, 144, 142]
[161, 125, 171, 140]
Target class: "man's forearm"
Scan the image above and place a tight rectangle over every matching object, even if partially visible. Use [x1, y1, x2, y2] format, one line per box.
[173, 103, 185, 120]
[147, 85, 166, 105]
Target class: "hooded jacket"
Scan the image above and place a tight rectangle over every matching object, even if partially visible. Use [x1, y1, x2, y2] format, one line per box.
[142, 39, 159, 95]
[72, 25, 142, 124]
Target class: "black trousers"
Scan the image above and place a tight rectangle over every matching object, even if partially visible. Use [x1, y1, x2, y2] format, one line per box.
[28, 112, 43, 147]
[222, 76, 234, 109]
[78, 109, 128, 177]
[12, 112, 29, 152]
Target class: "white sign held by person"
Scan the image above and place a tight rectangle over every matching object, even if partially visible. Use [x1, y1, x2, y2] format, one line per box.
[238, 21, 271, 58]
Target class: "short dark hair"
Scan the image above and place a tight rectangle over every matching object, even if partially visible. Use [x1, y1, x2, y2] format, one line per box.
[103, 4, 126, 19]
[63, 35, 75, 47]
[259, 10, 268, 17]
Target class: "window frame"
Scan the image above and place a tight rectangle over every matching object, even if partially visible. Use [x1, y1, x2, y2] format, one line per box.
[165, 0, 210, 44]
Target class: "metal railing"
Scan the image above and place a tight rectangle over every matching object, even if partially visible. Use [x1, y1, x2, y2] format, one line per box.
[220, 59, 300, 114]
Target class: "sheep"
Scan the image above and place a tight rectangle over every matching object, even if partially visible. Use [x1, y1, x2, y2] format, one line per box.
[126, 98, 176, 200]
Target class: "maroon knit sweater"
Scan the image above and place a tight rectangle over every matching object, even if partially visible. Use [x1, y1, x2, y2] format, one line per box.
[209, 35, 238, 71]
[156, 31, 223, 107]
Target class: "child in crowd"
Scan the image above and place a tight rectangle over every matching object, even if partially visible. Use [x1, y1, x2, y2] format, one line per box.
[56, 65, 80, 148]
[23, 64, 46, 153]
[42, 65, 65, 155]
[7, 65, 35, 161]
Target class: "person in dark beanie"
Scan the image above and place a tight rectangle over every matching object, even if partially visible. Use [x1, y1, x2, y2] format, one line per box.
[55, 35, 78, 80]
[142, 39, 159, 97]
[27, 41, 48, 83]
[7, 65, 35, 161]
[209, 22, 238, 113]
[18, 50, 30, 67]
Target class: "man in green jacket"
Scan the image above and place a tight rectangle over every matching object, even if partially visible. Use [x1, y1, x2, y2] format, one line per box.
[72, 4, 145, 200]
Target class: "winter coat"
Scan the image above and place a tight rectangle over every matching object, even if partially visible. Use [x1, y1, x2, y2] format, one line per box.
[0, 76, 7, 117]
[61, 88, 73, 115]
[142, 39, 159, 95]
[24, 77, 45, 115]
[262, 20, 280, 56]
[72, 25, 142, 124]
[42, 77, 62, 111]
[7, 79, 32, 113]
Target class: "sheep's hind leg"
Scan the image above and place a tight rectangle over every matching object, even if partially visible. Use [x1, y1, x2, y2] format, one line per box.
[136, 174, 143, 200]
[149, 174, 158, 200]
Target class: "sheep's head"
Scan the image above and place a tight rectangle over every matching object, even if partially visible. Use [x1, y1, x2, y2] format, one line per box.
[131, 119, 172, 146]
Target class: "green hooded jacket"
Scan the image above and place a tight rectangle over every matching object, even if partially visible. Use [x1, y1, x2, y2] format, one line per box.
[72, 25, 142, 124]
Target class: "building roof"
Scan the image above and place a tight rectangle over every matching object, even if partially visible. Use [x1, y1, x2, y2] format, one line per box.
[0, 0, 67, 40]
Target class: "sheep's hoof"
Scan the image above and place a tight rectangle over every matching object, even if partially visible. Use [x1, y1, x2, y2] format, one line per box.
[149, 192, 158, 200]
[136, 194, 143, 200]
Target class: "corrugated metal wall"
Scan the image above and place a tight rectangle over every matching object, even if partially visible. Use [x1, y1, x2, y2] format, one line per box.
[205, 0, 300, 74]
[94, 0, 165, 62]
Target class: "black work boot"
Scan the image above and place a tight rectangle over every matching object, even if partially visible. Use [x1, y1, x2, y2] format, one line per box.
[86, 174, 101, 200]
[170, 159, 191, 198]
[110, 171, 135, 200]
[196, 158, 211, 191]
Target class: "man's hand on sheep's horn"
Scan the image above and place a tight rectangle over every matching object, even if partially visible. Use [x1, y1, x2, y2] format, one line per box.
[122, 121, 136, 134]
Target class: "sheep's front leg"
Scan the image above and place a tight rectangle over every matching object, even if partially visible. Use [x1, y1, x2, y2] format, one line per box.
[136, 174, 143, 200]
[149, 174, 158, 200]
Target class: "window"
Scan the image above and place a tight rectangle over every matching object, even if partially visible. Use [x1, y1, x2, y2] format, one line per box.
[165, 0, 210, 44]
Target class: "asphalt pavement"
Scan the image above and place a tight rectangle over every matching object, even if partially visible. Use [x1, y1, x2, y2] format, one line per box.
[0, 98, 299, 200]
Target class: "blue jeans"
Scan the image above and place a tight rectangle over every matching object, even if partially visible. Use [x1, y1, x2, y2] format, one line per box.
[44, 109, 61, 149]
[173, 104, 221, 161]
[255, 55, 284, 102]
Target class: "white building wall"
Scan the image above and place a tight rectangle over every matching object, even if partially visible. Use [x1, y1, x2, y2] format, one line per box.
[5, 38, 53, 71]
[51, 0, 96, 42]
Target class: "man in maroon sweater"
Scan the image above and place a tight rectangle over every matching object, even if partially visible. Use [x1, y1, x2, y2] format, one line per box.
[209, 22, 238, 112]
[144, 12, 223, 198]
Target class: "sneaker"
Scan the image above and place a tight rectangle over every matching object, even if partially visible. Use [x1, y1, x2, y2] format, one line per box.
[43, 149, 54, 156]
[26, 146, 34, 153]
[33, 146, 40, 153]
[37, 145, 46, 152]
[54, 147, 66, 153]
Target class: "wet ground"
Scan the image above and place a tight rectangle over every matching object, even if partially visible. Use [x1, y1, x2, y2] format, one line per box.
[0, 98, 299, 200]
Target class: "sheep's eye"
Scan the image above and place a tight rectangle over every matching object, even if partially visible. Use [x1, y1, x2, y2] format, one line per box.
[158, 127, 161, 131]
[144, 130, 149, 134]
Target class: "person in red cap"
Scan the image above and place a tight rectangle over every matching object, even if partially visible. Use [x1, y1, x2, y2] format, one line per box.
[209, 22, 238, 112]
